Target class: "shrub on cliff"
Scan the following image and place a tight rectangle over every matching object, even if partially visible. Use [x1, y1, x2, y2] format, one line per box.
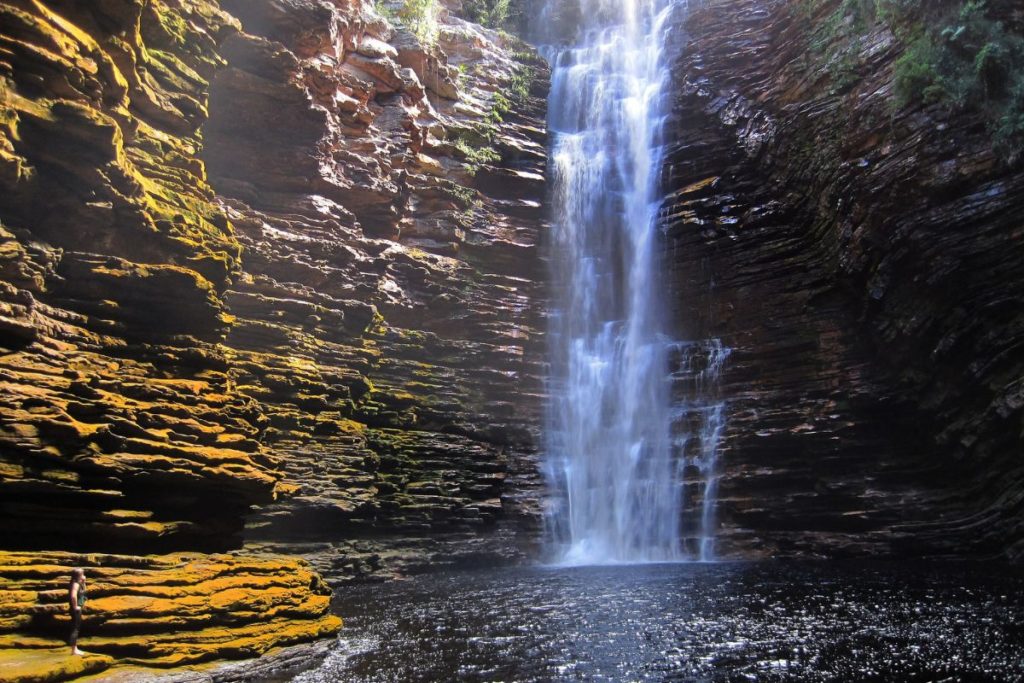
[463, 0, 517, 30]
[889, 0, 1024, 162]
[460, 0, 542, 36]
[806, 0, 1024, 163]
[378, 0, 441, 45]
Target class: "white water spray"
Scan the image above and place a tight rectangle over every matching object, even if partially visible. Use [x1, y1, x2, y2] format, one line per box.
[541, 0, 691, 564]
[670, 339, 730, 561]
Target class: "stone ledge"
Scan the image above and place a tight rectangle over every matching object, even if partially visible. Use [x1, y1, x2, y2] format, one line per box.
[0, 551, 342, 676]
[0, 648, 113, 683]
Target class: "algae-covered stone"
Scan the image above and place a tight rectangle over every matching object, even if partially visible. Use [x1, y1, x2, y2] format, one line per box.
[0, 0, 547, 597]
[0, 551, 341, 671]
[0, 649, 113, 683]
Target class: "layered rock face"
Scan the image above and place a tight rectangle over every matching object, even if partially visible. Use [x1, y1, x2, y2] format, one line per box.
[0, 0, 547, 672]
[1, 0, 271, 554]
[0, 551, 339, 675]
[1, 0, 546, 560]
[208, 0, 550, 579]
[664, 0, 1024, 559]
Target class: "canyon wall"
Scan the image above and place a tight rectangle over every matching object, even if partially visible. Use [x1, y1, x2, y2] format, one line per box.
[2, 0, 1022, 675]
[0, 0, 546, 676]
[665, 0, 1024, 560]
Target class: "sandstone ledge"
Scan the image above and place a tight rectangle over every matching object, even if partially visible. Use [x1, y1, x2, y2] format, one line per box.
[0, 551, 341, 679]
[0, 648, 113, 683]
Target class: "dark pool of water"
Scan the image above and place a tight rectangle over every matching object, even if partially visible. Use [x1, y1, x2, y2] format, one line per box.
[277, 561, 1024, 682]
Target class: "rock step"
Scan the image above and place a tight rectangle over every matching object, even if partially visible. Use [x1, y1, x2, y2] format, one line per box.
[0, 551, 341, 670]
[0, 648, 114, 683]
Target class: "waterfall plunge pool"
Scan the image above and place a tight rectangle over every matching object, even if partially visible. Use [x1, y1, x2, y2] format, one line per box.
[262, 560, 1024, 682]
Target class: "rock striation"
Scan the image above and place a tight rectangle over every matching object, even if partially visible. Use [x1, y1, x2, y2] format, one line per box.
[664, 0, 1024, 559]
[4, 2, 1020, 675]
[209, 0, 550, 577]
[0, 550, 339, 678]
[0, 0, 548, 673]
[0, 0, 547, 555]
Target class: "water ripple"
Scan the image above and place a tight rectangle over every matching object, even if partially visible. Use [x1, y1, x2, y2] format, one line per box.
[283, 561, 1024, 682]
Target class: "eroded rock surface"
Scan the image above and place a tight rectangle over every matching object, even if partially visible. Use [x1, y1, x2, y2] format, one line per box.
[0, 0, 547, 673]
[664, 0, 1024, 559]
[0, 0, 546, 555]
[206, 1, 549, 569]
[0, 550, 339, 678]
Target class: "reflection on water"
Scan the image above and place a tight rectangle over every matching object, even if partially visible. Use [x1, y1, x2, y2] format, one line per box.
[278, 562, 1024, 682]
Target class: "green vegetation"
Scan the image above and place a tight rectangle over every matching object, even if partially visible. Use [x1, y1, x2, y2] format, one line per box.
[889, 1, 1024, 161]
[462, 0, 519, 30]
[443, 178, 481, 208]
[802, 0, 1024, 162]
[451, 62, 537, 175]
[373, 0, 397, 21]
[505, 59, 538, 105]
[375, 0, 441, 45]
[799, 0, 880, 94]
[399, 0, 441, 44]
[455, 62, 469, 89]
[453, 135, 501, 176]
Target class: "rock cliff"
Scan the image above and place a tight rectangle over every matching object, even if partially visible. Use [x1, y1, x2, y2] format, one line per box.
[3, 0, 1022, 675]
[0, 0, 547, 674]
[664, 0, 1024, 560]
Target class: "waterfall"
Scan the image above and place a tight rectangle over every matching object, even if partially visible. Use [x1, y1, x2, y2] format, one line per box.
[670, 339, 730, 561]
[540, 0, 693, 564]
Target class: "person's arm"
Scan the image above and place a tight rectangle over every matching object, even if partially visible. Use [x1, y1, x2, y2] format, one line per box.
[69, 583, 80, 612]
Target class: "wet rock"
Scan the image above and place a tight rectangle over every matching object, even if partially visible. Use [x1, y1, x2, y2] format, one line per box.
[664, 0, 1024, 560]
[0, 648, 114, 683]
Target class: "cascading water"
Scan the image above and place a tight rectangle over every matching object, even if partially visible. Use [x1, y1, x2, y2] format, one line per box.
[540, 0, 691, 564]
[670, 339, 730, 561]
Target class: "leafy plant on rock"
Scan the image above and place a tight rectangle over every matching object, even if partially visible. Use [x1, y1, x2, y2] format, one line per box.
[380, 0, 440, 45]
[453, 134, 501, 176]
[449, 62, 536, 176]
[462, 0, 520, 31]
[890, 0, 1024, 162]
[802, 0, 1024, 162]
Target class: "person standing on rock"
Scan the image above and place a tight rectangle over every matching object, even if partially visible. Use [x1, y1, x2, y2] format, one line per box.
[68, 568, 86, 655]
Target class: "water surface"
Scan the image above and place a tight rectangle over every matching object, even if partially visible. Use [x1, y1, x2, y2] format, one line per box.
[282, 561, 1024, 682]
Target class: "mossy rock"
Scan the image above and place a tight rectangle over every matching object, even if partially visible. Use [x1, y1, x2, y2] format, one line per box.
[0, 648, 113, 683]
[0, 551, 341, 673]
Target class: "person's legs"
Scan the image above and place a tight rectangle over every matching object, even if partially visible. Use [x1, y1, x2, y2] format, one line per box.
[69, 608, 82, 654]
